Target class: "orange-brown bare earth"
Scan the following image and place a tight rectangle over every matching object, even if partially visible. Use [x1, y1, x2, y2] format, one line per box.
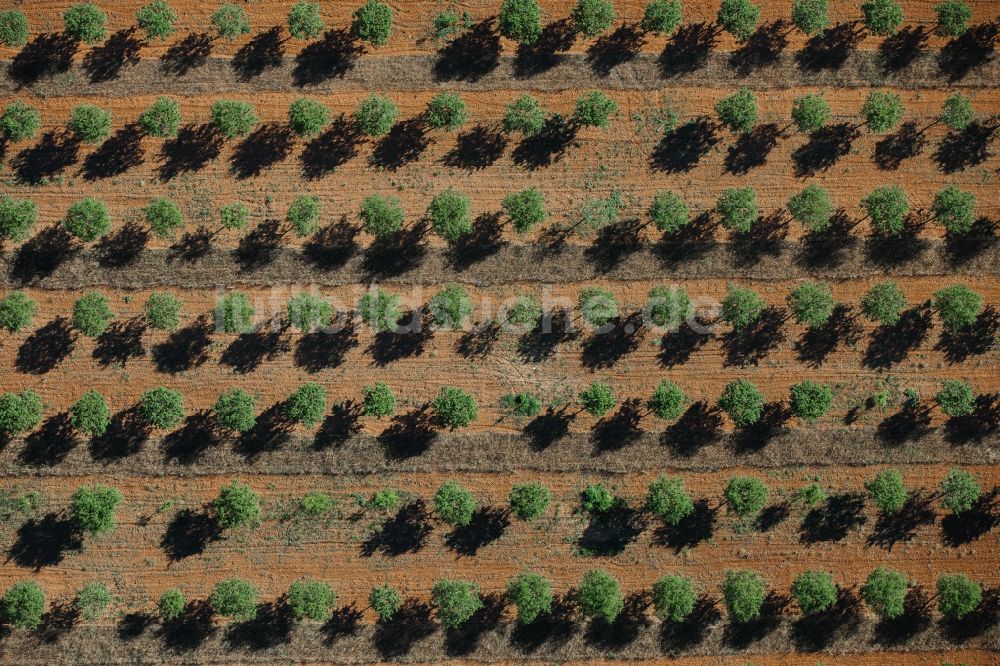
[0, 1, 999, 665]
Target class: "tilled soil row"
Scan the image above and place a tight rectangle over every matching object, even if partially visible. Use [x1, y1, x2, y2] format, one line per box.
[2, 427, 996, 477]
[3, 50, 999, 98]
[3, 240, 1000, 289]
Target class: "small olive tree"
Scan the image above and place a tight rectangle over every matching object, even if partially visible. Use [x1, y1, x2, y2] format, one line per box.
[64, 198, 111, 241]
[70, 390, 111, 437]
[506, 571, 552, 624]
[432, 579, 482, 628]
[861, 91, 903, 133]
[509, 482, 551, 522]
[939, 92, 973, 131]
[145, 292, 182, 331]
[861, 0, 904, 36]
[648, 380, 685, 420]
[642, 0, 683, 35]
[787, 184, 833, 232]
[499, 0, 543, 44]
[426, 93, 468, 131]
[715, 87, 758, 133]
[866, 469, 907, 514]
[503, 187, 546, 234]
[0, 10, 30, 48]
[360, 194, 404, 236]
[0, 101, 40, 142]
[791, 93, 831, 133]
[369, 584, 401, 622]
[937, 574, 981, 620]
[287, 195, 322, 237]
[140, 387, 185, 429]
[363, 383, 397, 418]
[721, 283, 765, 331]
[0, 390, 43, 435]
[935, 379, 975, 418]
[578, 569, 623, 623]
[2, 580, 46, 629]
[940, 468, 980, 515]
[70, 484, 123, 535]
[288, 97, 329, 138]
[578, 287, 619, 328]
[579, 382, 616, 417]
[934, 284, 982, 332]
[63, 3, 107, 43]
[212, 3, 250, 40]
[431, 386, 478, 430]
[352, 0, 394, 47]
[717, 0, 761, 40]
[573, 91, 618, 128]
[725, 476, 769, 516]
[0, 291, 36, 333]
[652, 575, 696, 622]
[286, 293, 332, 333]
[357, 287, 401, 332]
[287, 579, 336, 622]
[717, 187, 758, 233]
[862, 567, 908, 619]
[210, 578, 258, 621]
[791, 0, 829, 36]
[790, 380, 833, 422]
[214, 481, 261, 529]
[933, 185, 975, 235]
[145, 197, 184, 239]
[138, 97, 181, 138]
[73, 291, 114, 337]
[158, 589, 185, 623]
[214, 388, 256, 433]
[69, 104, 111, 143]
[210, 100, 257, 139]
[216, 292, 254, 334]
[137, 0, 177, 40]
[429, 284, 472, 330]
[571, 0, 615, 37]
[646, 475, 693, 526]
[285, 383, 327, 427]
[788, 281, 834, 328]
[648, 191, 689, 234]
[861, 281, 906, 326]
[428, 190, 472, 242]
[354, 95, 397, 137]
[934, 0, 972, 38]
[74, 582, 112, 621]
[0, 195, 37, 243]
[287, 1, 325, 40]
[722, 570, 766, 622]
[862, 185, 908, 235]
[792, 571, 837, 615]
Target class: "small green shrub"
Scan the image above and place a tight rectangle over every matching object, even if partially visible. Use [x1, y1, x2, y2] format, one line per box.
[0, 101, 40, 142]
[862, 567, 908, 619]
[145, 197, 183, 239]
[715, 87, 758, 133]
[581, 483, 615, 514]
[652, 575, 695, 622]
[363, 382, 396, 418]
[722, 570, 766, 622]
[220, 202, 250, 231]
[717, 0, 761, 40]
[579, 382, 615, 417]
[2, 581, 45, 629]
[578, 287, 618, 328]
[792, 571, 837, 615]
[507, 571, 552, 623]
[360, 194, 404, 236]
[212, 3, 250, 40]
[0, 10, 29, 48]
[717, 187, 758, 233]
[503, 94, 546, 136]
[301, 492, 334, 515]
[145, 292, 181, 331]
[645, 475, 693, 526]
[354, 95, 397, 137]
[500, 392, 542, 417]
[357, 287, 401, 332]
[573, 91, 618, 128]
[214, 481, 261, 529]
[429, 284, 472, 330]
[288, 97, 329, 137]
[288, 579, 336, 621]
[0, 291, 36, 332]
[139, 97, 181, 138]
[432, 579, 482, 628]
[648, 191, 690, 233]
[137, 0, 177, 40]
[578, 569, 623, 623]
[0, 390, 42, 435]
[936, 380, 975, 418]
[369, 584, 401, 621]
[287, 195, 322, 237]
[861, 281, 906, 325]
[648, 380, 685, 420]
[939, 92, 973, 131]
[214, 388, 256, 433]
[428, 190, 472, 242]
[426, 93, 467, 131]
[352, 0, 394, 47]
[210, 100, 257, 139]
[158, 589, 185, 623]
[571, 0, 615, 37]
[216, 292, 254, 334]
[63, 3, 107, 43]
[287, 1, 324, 40]
[74, 583, 111, 621]
[503, 188, 546, 234]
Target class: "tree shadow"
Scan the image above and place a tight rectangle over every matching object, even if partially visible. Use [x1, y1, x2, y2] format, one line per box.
[658, 594, 721, 652]
[586, 23, 645, 76]
[755, 502, 790, 532]
[865, 217, 928, 267]
[878, 25, 927, 71]
[81, 123, 145, 180]
[935, 306, 999, 363]
[799, 492, 867, 543]
[456, 321, 500, 359]
[377, 408, 437, 460]
[523, 407, 573, 450]
[514, 19, 575, 77]
[873, 587, 932, 645]
[730, 402, 791, 453]
[723, 592, 788, 648]
[862, 305, 932, 369]
[158, 123, 223, 180]
[659, 319, 711, 368]
[511, 113, 577, 169]
[445, 506, 510, 556]
[442, 124, 506, 170]
[943, 393, 1000, 444]
[372, 599, 436, 659]
[168, 226, 213, 263]
[235, 402, 293, 460]
[20, 413, 77, 467]
[577, 501, 646, 556]
[11, 223, 78, 283]
[652, 498, 716, 552]
[7, 513, 81, 569]
[511, 593, 578, 651]
[83, 27, 142, 82]
[224, 600, 294, 650]
[940, 588, 1000, 642]
[876, 401, 932, 445]
[722, 306, 787, 367]
[12, 130, 80, 184]
[795, 21, 863, 71]
[660, 401, 723, 456]
[728, 210, 788, 265]
[584, 217, 645, 272]
[791, 588, 862, 651]
[729, 20, 789, 74]
[940, 489, 998, 547]
[517, 308, 579, 363]
[16, 317, 76, 374]
[152, 315, 213, 373]
[230, 123, 294, 178]
[591, 398, 644, 452]
[96, 220, 149, 267]
[320, 603, 364, 645]
[118, 611, 154, 641]
[162, 600, 216, 652]
[8, 33, 77, 86]
[447, 212, 507, 269]
[654, 211, 718, 266]
[314, 400, 362, 449]
[232, 26, 285, 79]
[650, 117, 720, 173]
[795, 209, 858, 269]
[301, 114, 361, 178]
[93, 318, 147, 367]
[369, 116, 430, 171]
[658, 22, 721, 76]
[304, 216, 359, 269]
[435, 19, 501, 81]
[160, 507, 221, 561]
[724, 123, 780, 174]
[220, 326, 290, 373]
[933, 119, 996, 174]
[160, 32, 213, 76]
[294, 323, 358, 373]
[234, 218, 283, 271]
[938, 22, 998, 81]
[161, 411, 219, 464]
[584, 591, 649, 648]
[89, 407, 150, 460]
[293, 28, 363, 86]
[867, 490, 936, 549]
[31, 601, 79, 644]
[873, 120, 926, 170]
[361, 500, 432, 557]
[368, 312, 432, 365]
[792, 122, 859, 177]
[794, 304, 862, 367]
[943, 217, 997, 266]
[581, 314, 644, 369]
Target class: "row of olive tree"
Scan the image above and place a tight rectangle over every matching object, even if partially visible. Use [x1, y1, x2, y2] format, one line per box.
[0, 1, 393, 49]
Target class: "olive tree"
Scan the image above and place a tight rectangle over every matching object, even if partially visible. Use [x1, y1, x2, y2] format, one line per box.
[652, 575, 695, 622]
[426, 93, 467, 131]
[360, 194, 404, 236]
[214, 388, 256, 433]
[715, 87, 758, 133]
[74, 583, 111, 621]
[648, 286, 692, 331]
[581, 483, 615, 514]
[210, 100, 257, 139]
[354, 94, 396, 138]
[216, 292, 254, 333]
[791, 0, 829, 36]
[862, 567, 908, 619]
[791, 93, 830, 133]
[722, 570, 766, 622]
[721, 283, 765, 330]
[145, 292, 181, 331]
[369, 584, 401, 621]
[286, 293, 332, 333]
[642, 0, 683, 35]
[579, 382, 615, 417]
[793, 571, 837, 615]
[571, 0, 615, 37]
[63, 3, 107, 43]
[2, 581, 46, 629]
[0, 10, 29, 48]
[145, 197, 183, 239]
[137, 0, 177, 40]
[431, 386, 478, 430]
[499, 0, 543, 44]
[788, 184, 833, 232]
[352, 0, 394, 47]
[934, 0, 972, 38]
[64, 198, 111, 242]
[725, 476, 769, 516]
[861, 91, 903, 133]
[503, 188, 546, 234]
[140, 387, 184, 429]
[69, 104, 111, 143]
[138, 97, 181, 138]
[717, 187, 758, 233]
[940, 92, 973, 131]
[933, 185, 975, 234]
[940, 468, 980, 515]
[578, 569, 623, 623]
[507, 572, 552, 624]
[0, 390, 42, 435]
[578, 287, 618, 328]
[934, 284, 981, 332]
[70, 390, 110, 437]
[862, 185, 908, 235]
[432, 579, 482, 628]
[429, 284, 472, 330]
[0, 291, 36, 333]
[717, 0, 760, 40]
[573, 91, 618, 128]
[214, 481, 261, 529]
[648, 191, 689, 234]
[357, 287, 401, 332]
[861, 0, 903, 36]
[287, 195, 321, 237]
[288, 1, 324, 40]
[287, 579, 336, 622]
[211, 578, 258, 621]
[158, 589, 185, 623]
[363, 383, 396, 418]
[503, 94, 546, 136]
[790, 380, 833, 422]
[73, 291, 114, 337]
[866, 469, 907, 514]
[70, 484, 122, 535]
[288, 98, 329, 138]
[220, 202, 250, 232]
[936, 379, 975, 418]
[646, 475, 693, 526]
[509, 482, 551, 522]
[212, 3, 250, 40]
[428, 190, 471, 242]
[861, 281, 906, 326]
[0, 195, 37, 242]
[285, 383, 326, 427]
[788, 281, 834, 327]
[0, 101, 40, 142]
[649, 380, 685, 420]
[937, 574, 981, 620]
[504, 295, 543, 330]
[500, 392, 542, 417]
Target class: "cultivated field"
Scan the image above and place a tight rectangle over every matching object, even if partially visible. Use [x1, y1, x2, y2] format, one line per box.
[0, 1, 997, 665]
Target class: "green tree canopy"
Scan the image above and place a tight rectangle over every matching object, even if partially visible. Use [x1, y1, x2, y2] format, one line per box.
[64, 198, 111, 242]
[287, 579, 336, 621]
[369, 584, 401, 621]
[721, 283, 765, 330]
[571, 0, 616, 37]
[715, 87, 758, 133]
[431, 386, 478, 430]
[137, 0, 177, 40]
[648, 380, 685, 420]
[73, 291, 114, 337]
[74, 582, 111, 621]
[357, 287, 401, 332]
[866, 469, 907, 514]
[0, 195, 37, 242]
[138, 96, 181, 138]
[429, 284, 472, 330]
[939, 92, 973, 131]
[360, 194, 404, 236]
[505, 295, 543, 329]
[936, 379, 975, 418]
[500, 392, 542, 417]
[788, 281, 834, 328]
[647, 286, 692, 331]
[3, 581, 46, 629]
[63, 3, 107, 43]
[791, 0, 829, 35]
[934, 284, 982, 332]
[70, 484, 122, 535]
[722, 570, 766, 622]
[69, 104, 111, 142]
[940, 468, 980, 515]
[288, 1, 324, 40]
[287, 195, 322, 237]
[140, 386, 184, 429]
[158, 589, 185, 623]
[573, 91, 618, 128]
[578, 287, 619, 328]
[503, 94, 546, 136]
[217, 292, 254, 334]
[861, 281, 906, 325]
[725, 476, 769, 516]
[432, 579, 482, 628]
[145, 292, 181, 331]
[286, 293, 332, 333]
[210, 578, 258, 621]
[788, 184, 834, 231]
[937, 574, 981, 619]
[212, 3, 250, 40]
[352, 0, 394, 47]
[428, 190, 472, 242]
[0, 101, 41, 142]
[0, 390, 43, 435]
[861, 91, 903, 133]
[861, 0, 903, 36]
[426, 93, 468, 131]
[717, 186, 758, 233]
[509, 482, 550, 522]
[862, 567, 908, 619]
[578, 569, 623, 623]
[652, 575, 695, 622]
[648, 191, 690, 234]
[499, 0, 543, 44]
[285, 383, 327, 426]
[210, 100, 257, 139]
[0, 291, 36, 333]
[70, 390, 110, 437]
[363, 382, 397, 418]
[581, 483, 615, 514]
[790, 380, 833, 422]
[934, 0, 972, 37]
[354, 94, 397, 137]
[145, 197, 183, 239]
[579, 382, 616, 417]
[933, 185, 975, 234]
[214, 388, 256, 433]
[503, 187, 547, 234]
[793, 571, 837, 614]
[0, 10, 30, 48]
[862, 185, 908, 235]
[214, 481, 261, 529]
[791, 93, 831, 133]
[220, 202, 250, 231]
[506, 571, 552, 624]
[717, 0, 761, 40]
[642, 0, 683, 34]
[646, 475, 694, 525]
[288, 97, 329, 137]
